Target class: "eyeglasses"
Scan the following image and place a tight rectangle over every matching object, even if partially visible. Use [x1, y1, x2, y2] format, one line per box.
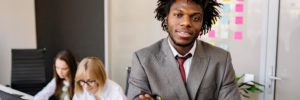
[78, 80, 96, 86]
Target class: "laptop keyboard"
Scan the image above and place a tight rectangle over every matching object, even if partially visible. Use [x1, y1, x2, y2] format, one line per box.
[0, 90, 23, 100]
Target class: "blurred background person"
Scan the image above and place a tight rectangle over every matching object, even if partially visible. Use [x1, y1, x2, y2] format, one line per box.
[73, 57, 126, 100]
[34, 50, 77, 100]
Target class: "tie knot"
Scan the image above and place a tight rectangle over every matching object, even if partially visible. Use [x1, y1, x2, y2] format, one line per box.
[176, 53, 192, 63]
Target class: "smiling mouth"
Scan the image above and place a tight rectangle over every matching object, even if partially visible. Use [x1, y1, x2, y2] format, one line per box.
[176, 30, 192, 38]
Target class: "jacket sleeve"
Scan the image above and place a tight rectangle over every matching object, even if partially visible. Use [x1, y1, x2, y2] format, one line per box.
[218, 53, 241, 100]
[127, 52, 151, 100]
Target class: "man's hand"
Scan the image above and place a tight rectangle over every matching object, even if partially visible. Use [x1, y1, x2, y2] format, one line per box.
[139, 94, 155, 100]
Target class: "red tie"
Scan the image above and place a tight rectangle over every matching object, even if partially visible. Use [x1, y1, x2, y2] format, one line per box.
[176, 53, 192, 83]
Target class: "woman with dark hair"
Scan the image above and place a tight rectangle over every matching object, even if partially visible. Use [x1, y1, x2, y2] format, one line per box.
[34, 50, 77, 100]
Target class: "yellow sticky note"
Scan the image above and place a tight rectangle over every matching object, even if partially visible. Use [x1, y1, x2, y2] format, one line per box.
[223, 0, 231, 3]
[208, 41, 217, 46]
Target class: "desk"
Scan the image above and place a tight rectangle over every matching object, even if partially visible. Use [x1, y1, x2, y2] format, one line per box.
[0, 84, 33, 100]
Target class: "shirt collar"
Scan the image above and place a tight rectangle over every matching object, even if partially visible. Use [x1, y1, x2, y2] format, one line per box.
[168, 37, 196, 58]
[63, 80, 70, 87]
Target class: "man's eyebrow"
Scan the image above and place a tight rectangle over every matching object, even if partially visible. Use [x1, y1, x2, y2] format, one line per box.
[172, 8, 203, 16]
[192, 12, 203, 16]
[172, 9, 182, 12]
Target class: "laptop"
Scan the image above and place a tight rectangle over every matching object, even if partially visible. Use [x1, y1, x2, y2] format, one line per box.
[0, 90, 23, 100]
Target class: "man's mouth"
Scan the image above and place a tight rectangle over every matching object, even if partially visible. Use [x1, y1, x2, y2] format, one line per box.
[176, 30, 192, 38]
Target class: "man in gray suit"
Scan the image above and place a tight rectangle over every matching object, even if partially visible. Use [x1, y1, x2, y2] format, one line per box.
[127, 0, 241, 100]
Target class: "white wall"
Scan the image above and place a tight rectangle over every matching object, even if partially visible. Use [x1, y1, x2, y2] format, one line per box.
[0, 0, 36, 85]
[109, 0, 166, 88]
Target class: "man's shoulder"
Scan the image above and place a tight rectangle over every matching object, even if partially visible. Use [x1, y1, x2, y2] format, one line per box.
[135, 38, 165, 55]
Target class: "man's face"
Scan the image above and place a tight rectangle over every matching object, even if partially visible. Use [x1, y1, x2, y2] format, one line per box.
[166, 0, 203, 47]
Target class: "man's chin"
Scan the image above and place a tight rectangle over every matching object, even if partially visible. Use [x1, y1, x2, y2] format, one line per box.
[169, 35, 197, 47]
[174, 41, 194, 47]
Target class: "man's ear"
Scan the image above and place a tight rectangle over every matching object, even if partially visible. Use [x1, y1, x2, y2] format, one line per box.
[164, 17, 168, 24]
[163, 17, 168, 31]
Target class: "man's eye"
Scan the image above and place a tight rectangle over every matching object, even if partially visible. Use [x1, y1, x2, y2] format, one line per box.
[192, 16, 201, 21]
[193, 17, 199, 21]
[174, 13, 183, 17]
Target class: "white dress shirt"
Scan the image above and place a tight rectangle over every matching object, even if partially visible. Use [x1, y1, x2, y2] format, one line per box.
[73, 79, 127, 100]
[34, 78, 70, 100]
[168, 38, 197, 81]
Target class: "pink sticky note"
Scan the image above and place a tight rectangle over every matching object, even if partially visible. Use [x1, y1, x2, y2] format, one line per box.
[234, 31, 243, 40]
[235, 4, 243, 12]
[235, 16, 243, 24]
[208, 30, 216, 38]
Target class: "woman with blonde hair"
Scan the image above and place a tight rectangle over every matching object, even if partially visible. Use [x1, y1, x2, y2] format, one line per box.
[73, 57, 126, 100]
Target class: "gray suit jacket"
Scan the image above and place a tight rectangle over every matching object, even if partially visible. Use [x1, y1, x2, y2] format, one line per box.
[127, 38, 241, 100]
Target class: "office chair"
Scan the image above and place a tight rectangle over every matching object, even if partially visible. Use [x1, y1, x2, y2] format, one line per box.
[125, 66, 131, 96]
[11, 48, 48, 95]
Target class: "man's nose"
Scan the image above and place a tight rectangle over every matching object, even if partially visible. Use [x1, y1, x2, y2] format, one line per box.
[180, 16, 191, 27]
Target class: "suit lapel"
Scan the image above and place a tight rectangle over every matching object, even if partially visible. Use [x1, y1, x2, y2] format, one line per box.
[186, 40, 210, 100]
[155, 38, 190, 99]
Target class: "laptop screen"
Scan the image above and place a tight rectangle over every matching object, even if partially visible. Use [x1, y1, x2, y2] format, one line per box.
[0, 90, 23, 100]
